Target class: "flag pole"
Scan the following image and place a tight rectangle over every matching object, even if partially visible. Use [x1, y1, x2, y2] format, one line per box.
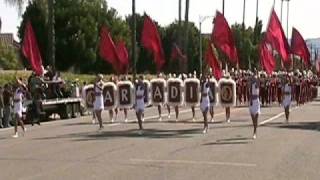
[132, 0, 137, 81]
[222, 0, 228, 73]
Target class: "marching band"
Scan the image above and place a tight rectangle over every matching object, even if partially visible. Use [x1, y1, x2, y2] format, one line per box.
[79, 69, 318, 139]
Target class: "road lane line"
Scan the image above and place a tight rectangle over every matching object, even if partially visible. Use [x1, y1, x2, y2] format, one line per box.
[130, 158, 257, 167]
[259, 106, 299, 126]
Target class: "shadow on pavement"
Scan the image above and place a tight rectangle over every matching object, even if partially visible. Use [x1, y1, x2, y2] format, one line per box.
[33, 128, 202, 141]
[202, 137, 252, 146]
[264, 121, 320, 132]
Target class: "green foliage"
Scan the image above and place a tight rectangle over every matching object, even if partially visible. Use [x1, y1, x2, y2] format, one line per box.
[0, 42, 23, 70]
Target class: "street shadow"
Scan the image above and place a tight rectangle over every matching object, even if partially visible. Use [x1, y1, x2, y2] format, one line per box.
[33, 128, 202, 141]
[265, 121, 320, 132]
[202, 137, 252, 146]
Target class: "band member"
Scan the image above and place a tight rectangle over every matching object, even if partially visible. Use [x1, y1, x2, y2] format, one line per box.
[277, 75, 283, 106]
[12, 79, 26, 138]
[94, 74, 104, 130]
[249, 72, 260, 139]
[135, 76, 145, 135]
[200, 76, 210, 134]
[283, 75, 292, 123]
[108, 76, 118, 123]
[190, 73, 196, 122]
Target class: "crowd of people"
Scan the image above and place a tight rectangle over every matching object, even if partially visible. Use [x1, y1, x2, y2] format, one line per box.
[1, 68, 319, 139]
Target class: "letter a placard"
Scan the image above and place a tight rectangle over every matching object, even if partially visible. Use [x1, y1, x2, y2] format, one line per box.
[103, 82, 117, 110]
[150, 78, 166, 106]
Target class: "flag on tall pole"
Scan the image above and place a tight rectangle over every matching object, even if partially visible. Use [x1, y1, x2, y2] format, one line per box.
[99, 26, 121, 73]
[205, 42, 222, 79]
[259, 41, 276, 75]
[211, 11, 238, 65]
[265, 10, 290, 63]
[291, 27, 311, 67]
[141, 15, 166, 71]
[22, 21, 44, 76]
[171, 43, 186, 61]
[116, 41, 129, 74]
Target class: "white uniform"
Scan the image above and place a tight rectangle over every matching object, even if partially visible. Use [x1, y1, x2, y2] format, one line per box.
[14, 88, 23, 118]
[200, 82, 210, 112]
[94, 83, 104, 111]
[249, 81, 261, 115]
[135, 85, 145, 112]
[283, 84, 292, 108]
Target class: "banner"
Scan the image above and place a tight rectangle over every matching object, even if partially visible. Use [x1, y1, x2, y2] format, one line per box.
[83, 85, 95, 109]
[167, 78, 184, 106]
[150, 78, 166, 106]
[103, 82, 117, 110]
[218, 78, 236, 107]
[209, 78, 219, 106]
[184, 78, 200, 107]
[117, 81, 135, 109]
[143, 80, 151, 107]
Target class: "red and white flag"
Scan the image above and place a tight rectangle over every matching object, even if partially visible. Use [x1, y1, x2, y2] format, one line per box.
[141, 15, 166, 71]
[291, 27, 311, 67]
[22, 21, 44, 76]
[259, 41, 276, 75]
[211, 11, 238, 65]
[205, 42, 222, 80]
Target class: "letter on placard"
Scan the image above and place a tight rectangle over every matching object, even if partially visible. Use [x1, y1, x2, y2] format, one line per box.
[105, 91, 113, 103]
[154, 86, 162, 99]
[171, 86, 178, 98]
[121, 89, 128, 102]
[189, 86, 193, 99]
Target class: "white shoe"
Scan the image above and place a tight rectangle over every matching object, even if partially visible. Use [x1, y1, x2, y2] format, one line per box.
[125, 118, 128, 123]
[111, 118, 114, 123]
[211, 118, 214, 122]
[202, 127, 208, 134]
[158, 117, 162, 122]
[12, 133, 19, 138]
[98, 126, 104, 132]
[192, 118, 196, 122]
[138, 130, 144, 135]
[253, 134, 257, 139]
[168, 114, 171, 119]
[227, 118, 231, 123]
[92, 119, 96, 124]
[142, 118, 145, 122]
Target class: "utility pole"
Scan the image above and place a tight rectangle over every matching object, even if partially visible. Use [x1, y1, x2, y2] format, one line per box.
[255, 0, 259, 25]
[280, 0, 284, 23]
[242, 0, 246, 29]
[132, 0, 137, 80]
[48, 0, 55, 71]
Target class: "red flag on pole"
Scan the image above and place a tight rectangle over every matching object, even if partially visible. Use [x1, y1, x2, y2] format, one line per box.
[259, 41, 276, 75]
[141, 15, 166, 71]
[265, 10, 290, 63]
[291, 27, 311, 67]
[99, 26, 121, 73]
[116, 41, 129, 74]
[205, 42, 222, 80]
[22, 21, 44, 76]
[171, 43, 186, 61]
[211, 11, 238, 65]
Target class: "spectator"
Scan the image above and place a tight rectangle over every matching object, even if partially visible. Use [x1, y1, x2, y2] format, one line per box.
[3, 84, 13, 128]
[0, 86, 3, 128]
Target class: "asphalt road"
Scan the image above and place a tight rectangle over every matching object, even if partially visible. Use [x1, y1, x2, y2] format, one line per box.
[0, 100, 320, 180]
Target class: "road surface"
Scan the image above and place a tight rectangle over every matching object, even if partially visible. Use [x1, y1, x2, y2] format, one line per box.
[0, 100, 320, 180]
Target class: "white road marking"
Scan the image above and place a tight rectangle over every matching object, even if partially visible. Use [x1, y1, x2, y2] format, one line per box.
[259, 106, 299, 126]
[130, 158, 257, 167]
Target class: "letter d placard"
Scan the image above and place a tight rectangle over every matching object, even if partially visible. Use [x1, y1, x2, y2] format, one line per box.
[184, 78, 200, 107]
[167, 78, 183, 106]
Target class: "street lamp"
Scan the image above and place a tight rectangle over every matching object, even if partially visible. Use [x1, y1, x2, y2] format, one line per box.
[199, 15, 214, 75]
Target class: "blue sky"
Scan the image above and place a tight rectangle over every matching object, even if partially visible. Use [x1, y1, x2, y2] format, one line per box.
[1, 0, 319, 40]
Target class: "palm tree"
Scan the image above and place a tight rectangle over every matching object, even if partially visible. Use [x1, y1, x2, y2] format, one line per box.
[183, 0, 189, 72]
[4, 0, 55, 70]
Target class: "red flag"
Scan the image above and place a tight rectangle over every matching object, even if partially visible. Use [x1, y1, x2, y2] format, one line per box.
[265, 10, 290, 63]
[99, 26, 121, 73]
[291, 27, 311, 67]
[259, 41, 276, 75]
[141, 15, 165, 71]
[211, 11, 238, 65]
[171, 43, 186, 61]
[116, 41, 129, 74]
[205, 42, 222, 80]
[22, 21, 44, 76]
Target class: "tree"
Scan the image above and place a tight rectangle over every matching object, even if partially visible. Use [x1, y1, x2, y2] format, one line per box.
[18, 0, 130, 74]
[0, 42, 22, 70]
